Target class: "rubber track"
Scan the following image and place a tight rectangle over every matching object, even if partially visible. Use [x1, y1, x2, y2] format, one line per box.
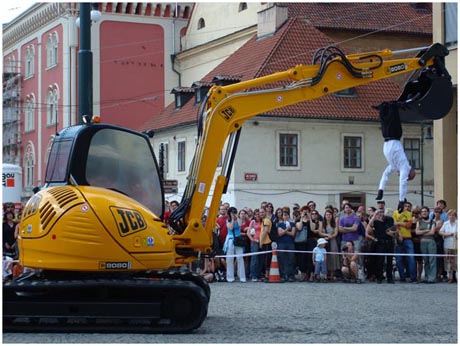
[3, 270, 210, 333]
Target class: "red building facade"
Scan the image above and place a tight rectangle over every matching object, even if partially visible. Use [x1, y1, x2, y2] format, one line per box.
[2, 2, 191, 203]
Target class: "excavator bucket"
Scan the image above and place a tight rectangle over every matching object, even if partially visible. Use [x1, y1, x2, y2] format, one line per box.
[397, 56, 453, 123]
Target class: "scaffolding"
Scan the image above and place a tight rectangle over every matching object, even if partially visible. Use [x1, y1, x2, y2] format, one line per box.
[2, 71, 22, 166]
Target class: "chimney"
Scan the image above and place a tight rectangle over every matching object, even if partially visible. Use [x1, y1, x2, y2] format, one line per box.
[257, 5, 288, 39]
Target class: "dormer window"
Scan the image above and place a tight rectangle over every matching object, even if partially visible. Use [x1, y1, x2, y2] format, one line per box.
[410, 3, 430, 12]
[175, 95, 182, 109]
[333, 87, 357, 98]
[192, 82, 211, 105]
[211, 75, 241, 87]
[171, 87, 194, 110]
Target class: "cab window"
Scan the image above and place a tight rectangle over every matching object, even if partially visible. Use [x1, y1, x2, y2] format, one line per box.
[86, 129, 163, 216]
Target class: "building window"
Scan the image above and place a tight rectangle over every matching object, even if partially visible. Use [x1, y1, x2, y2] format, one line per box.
[24, 145, 35, 188]
[239, 2, 248, 12]
[197, 18, 205, 30]
[279, 133, 298, 167]
[46, 32, 59, 68]
[343, 136, 362, 169]
[5, 56, 16, 73]
[177, 141, 186, 172]
[404, 138, 420, 170]
[25, 45, 34, 78]
[25, 95, 35, 132]
[47, 89, 59, 125]
[444, 3, 458, 47]
[160, 142, 169, 175]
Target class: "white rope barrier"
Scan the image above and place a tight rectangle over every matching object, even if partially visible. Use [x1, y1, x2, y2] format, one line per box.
[216, 248, 458, 259]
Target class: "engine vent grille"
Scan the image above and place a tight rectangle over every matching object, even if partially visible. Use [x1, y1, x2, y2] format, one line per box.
[40, 186, 79, 232]
[48, 186, 79, 208]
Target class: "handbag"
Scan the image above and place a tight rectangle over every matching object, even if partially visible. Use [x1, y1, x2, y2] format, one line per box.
[294, 225, 308, 243]
[231, 229, 247, 247]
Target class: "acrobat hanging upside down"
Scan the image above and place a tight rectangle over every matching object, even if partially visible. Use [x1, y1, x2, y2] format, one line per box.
[374, 101, 416, 212]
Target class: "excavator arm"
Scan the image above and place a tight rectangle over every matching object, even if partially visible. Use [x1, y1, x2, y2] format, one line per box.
[168, 43, 453, 257]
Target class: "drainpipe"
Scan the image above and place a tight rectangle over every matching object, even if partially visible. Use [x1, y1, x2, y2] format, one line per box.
[171, 3, 181, 86]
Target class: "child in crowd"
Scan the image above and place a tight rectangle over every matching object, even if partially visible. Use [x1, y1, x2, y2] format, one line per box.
[312, 238, 328, 282]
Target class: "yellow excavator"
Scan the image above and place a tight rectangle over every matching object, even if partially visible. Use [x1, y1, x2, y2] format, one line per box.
[4, 43, 453, 333]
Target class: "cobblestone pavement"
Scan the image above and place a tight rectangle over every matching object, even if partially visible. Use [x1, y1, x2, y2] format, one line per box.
[3, 280, 457, 344]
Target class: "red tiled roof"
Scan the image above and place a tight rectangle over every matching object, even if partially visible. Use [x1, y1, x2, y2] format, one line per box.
[252, 18, 401, 120]
[139, 17, 405, 132]
[280, 2, 432, 35]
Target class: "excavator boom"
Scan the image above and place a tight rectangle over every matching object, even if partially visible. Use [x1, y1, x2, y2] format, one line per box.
[169, 43, 452, 252]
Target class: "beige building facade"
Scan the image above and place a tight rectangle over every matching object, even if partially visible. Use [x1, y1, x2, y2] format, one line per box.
[154, 3, 445, 211]
[153, 117, 432, 210]
[432, 3, 458, 210]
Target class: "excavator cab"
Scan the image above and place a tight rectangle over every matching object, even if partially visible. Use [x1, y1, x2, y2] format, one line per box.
[396, 44, 453, 122]
[45, 123, 164, 217]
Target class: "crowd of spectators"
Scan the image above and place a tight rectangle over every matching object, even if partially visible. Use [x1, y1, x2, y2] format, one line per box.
[3, 198, 458, 287]
[195, 198, 458, 285]
[2, 202, 22, 281]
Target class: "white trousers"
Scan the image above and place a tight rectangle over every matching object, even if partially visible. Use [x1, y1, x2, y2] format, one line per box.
[378, 140, 411, 201]
[226, 240, 246, 282]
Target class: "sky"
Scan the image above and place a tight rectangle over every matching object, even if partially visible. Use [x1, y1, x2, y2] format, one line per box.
[1, 1, 38, 25]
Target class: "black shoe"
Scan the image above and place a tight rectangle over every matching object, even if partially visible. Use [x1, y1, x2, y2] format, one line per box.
[387, 280, 395, 284]
[377, 279, 383, 284]
[397, 200, 405, 213]
[376, 189, 384, 201]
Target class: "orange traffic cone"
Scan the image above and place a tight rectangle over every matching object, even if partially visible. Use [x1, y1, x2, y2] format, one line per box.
[13, 263, 23, 278]
[268, 250, 280, 283]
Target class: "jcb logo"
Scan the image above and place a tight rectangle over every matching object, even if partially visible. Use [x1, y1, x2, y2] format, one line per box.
[220, 106, 236, 121]
[110, 207, 146, 236]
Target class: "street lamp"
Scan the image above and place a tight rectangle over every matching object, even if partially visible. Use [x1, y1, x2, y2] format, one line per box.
[420, 122, 433, 206]
[76, 3, 101, 124]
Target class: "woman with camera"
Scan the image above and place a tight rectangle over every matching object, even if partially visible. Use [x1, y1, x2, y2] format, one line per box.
[247, 209, 263, 282]
[341, 241, 360, 283]
[224, 207, 247, 283]
[320, 209, 340, 281]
